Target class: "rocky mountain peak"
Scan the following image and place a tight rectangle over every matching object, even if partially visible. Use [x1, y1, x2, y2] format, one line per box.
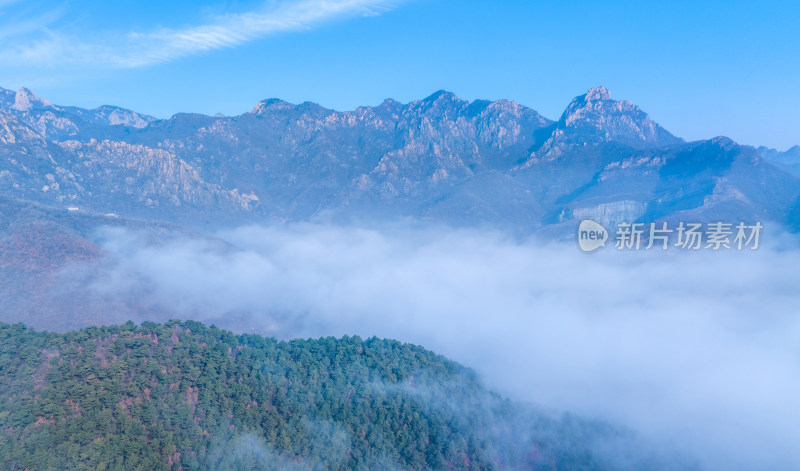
[584, 86, 611, 102]
[379, 98, 401, 107]
[516, 87, 683, 166]
[251, 98, 294, 115]
[560, 86, 622, 124]
[423, 90, 459, 102]
[12, 87, 52, 111]
[412, 90, 465, 110]
[557, 86, 681, 146]
[709, 136, 737, 149]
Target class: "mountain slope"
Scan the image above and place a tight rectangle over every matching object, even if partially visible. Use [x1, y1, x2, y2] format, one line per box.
[0, 195, 223, 331]
[0, 321, 689, 471]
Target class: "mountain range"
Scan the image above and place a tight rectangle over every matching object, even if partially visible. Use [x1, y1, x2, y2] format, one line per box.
[2, 85, 798, 235]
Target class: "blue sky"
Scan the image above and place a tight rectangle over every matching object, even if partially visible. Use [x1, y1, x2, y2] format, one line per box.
[1, 0, 798, 149]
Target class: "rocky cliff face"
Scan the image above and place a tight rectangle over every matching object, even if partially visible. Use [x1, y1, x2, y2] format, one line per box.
[0, 108, 256, 222]
[518, 86, 683, 166]
[0, 85, 798, 233]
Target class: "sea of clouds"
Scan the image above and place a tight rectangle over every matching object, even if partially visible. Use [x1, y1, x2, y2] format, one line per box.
[86, 222, 800, 471]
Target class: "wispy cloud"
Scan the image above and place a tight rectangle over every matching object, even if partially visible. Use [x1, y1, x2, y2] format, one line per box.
[0, 2, 63, 40]
[0, 0, 405, 68]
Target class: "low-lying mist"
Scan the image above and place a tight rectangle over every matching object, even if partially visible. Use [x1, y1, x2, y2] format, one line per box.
[84, 222, 800, 471]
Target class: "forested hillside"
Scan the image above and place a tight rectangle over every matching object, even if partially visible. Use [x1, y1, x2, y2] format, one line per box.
[0, 321, 682, 471]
